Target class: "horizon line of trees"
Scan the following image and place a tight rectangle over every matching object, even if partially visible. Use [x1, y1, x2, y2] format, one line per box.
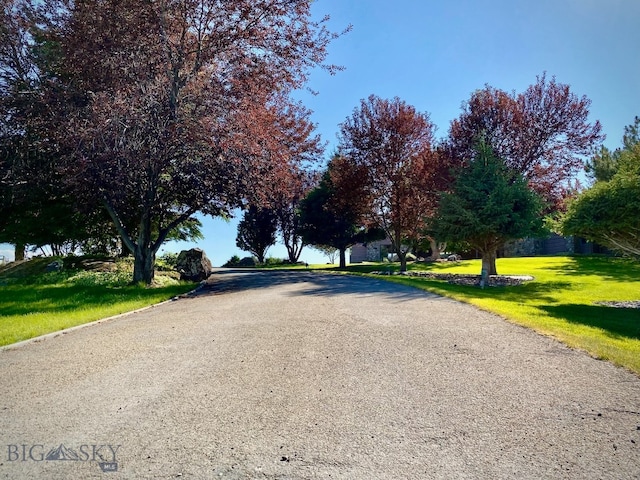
[235, 75, 616, 275]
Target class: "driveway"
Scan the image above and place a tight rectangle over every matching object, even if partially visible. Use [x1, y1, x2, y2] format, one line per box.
[0, 269, 638, 479]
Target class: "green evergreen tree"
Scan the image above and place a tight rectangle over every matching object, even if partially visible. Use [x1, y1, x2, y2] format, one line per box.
[298, 158, 383, 268]
[585, 116, 640, 183]
[435, 140, 544, 276]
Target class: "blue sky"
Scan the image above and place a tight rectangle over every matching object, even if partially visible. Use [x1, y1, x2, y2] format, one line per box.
[2, 0, 639, 265]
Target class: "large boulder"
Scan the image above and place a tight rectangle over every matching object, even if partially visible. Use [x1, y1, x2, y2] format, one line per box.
[175, 248, 212, 281]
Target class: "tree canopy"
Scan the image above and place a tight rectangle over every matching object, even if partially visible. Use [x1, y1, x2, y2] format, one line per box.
[269, 167, 316, 264]
[448, 74, 603, 210]
[585, 116, 640, 183]
[299, 155, 382, 268]
[338, 95, 440, 271]
[236, 205, 278, 264]
[1, 7, 606, 278]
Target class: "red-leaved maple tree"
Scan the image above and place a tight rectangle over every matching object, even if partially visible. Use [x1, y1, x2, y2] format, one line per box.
[338, 95, 439, 271]
[448, 74, 604, 210]
[16, 0, 343, 283]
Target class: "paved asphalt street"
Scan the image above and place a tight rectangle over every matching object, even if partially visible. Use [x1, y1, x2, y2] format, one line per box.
[0, 269, 639, 479]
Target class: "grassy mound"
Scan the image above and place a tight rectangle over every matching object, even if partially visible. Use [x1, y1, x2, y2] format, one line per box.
[0, 256, 197, 347]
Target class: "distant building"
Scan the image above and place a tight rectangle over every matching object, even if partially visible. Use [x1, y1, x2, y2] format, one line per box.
[350, 233, 607, 263]
[350, 238, 394, 263]
[502, 234, 608, 257]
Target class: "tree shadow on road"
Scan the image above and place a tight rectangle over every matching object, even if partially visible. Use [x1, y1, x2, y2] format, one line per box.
[189, 269, 443, 303]
[388, 275, 574, 305]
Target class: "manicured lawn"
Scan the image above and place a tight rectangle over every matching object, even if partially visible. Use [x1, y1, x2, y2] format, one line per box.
[0, 259, 197, 347]
[340, 256, 640, 375]
[0, 283, 197, 346]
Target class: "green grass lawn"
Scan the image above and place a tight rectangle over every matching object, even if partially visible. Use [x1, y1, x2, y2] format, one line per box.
[338, 256, 640, 375]
[0, 258, 197, 347]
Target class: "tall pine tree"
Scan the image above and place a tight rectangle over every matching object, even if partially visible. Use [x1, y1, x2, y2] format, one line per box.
[435, 140, 544, 276]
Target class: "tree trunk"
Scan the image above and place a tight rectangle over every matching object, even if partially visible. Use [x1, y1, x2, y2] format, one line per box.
[132, 208, 156, 284]
[101, 198, 195, 285]
[285, 238, 304, 263]
[427, 236, 446, 261]
[339, 248, 346, 268]
[481, 248, 498, 276]
[132, 244, 155, 284]
[14, 242, 25, 261]
[398, 251, 408, 272]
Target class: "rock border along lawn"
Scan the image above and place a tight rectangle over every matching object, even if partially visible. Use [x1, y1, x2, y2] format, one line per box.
[371, 270, 534, 287]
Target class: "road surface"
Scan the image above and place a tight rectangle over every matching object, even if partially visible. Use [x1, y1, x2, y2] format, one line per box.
[1, 269, 639, 479]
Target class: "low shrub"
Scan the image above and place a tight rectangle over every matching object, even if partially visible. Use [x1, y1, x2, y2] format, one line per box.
[222, 255, 241, 267]
[156, 252, 179, 271]
[238, 256, 258, 267]
[265, 257, 287, 266]
[151, 272, 183, 287]
[222, 255, 257, 267]
[65, 269, 132, 287]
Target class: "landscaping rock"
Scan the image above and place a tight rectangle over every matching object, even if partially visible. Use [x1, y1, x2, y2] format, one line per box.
[372, 270, 534, 287]
[45, 259, 64, 272]
[176, 248, 213, 281]
[597, 300, 640, 309]
[79, 259, 117, 272]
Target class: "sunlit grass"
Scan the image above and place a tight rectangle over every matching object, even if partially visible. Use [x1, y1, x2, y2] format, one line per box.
[339, 256, 640, 374]
[0, 283, 197, 346]
[0, 259, 197, 346]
